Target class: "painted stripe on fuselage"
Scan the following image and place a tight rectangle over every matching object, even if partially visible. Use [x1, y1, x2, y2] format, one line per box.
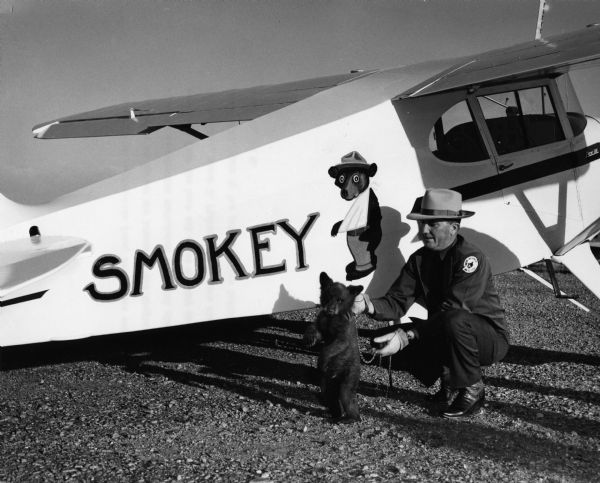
[453, 143, 600, 201]
[0, 290, 48, 308]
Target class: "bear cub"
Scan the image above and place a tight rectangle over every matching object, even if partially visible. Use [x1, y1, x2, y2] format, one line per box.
[303, 272, 363, 423]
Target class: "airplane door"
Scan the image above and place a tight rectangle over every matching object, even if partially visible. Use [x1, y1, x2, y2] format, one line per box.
[468, 79, 582, 252]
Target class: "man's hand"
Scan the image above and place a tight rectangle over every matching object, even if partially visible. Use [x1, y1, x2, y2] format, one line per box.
[351, 294, 366, 314]
[352, 293, 374, 315]
[372, 328, 410, 356]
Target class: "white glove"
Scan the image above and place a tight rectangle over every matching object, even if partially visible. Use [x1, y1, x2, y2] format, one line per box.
[373, 328, 410, 356]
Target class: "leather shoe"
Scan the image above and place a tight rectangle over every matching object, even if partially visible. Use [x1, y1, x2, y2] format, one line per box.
[442, 380, 485, 418]
[429, 368, 457, 406]
[431, 380, 458, 406]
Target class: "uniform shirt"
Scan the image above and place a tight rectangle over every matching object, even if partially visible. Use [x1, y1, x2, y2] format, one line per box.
[370, 234, 508, 340]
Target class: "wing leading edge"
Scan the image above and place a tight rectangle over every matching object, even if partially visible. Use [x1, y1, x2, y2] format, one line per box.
[33, 25, 600, 140]
[32, 71, 373, 139]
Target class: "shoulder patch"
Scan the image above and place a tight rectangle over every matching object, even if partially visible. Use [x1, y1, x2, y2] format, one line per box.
[462, 256, 479, 273]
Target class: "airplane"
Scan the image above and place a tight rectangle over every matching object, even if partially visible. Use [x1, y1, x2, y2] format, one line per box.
[0, 24, 599, 347]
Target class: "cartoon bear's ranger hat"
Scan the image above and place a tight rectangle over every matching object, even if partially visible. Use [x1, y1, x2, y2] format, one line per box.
[407, 188, 475, 220]
[328, 151, 377, 178]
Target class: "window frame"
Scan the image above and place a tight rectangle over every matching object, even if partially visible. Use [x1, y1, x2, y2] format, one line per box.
[466, 78, 574, 161]
[428, 98, 491, 165]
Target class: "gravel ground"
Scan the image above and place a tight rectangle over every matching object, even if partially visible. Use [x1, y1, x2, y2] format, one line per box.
[0, 263, 599, 482]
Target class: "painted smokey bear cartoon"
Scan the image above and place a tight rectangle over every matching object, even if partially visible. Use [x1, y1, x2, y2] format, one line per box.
[329, 151, 382, 281]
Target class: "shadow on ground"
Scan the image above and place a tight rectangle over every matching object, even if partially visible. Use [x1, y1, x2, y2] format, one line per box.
[1, 316, 599, 479]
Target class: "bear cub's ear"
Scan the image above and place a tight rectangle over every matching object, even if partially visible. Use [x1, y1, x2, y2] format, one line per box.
[348, 285, 364, 297]
[319, 272, 334, 288]
[368, 163, 378, 177]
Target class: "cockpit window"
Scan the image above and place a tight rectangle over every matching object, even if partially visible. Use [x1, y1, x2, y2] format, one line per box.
[429, 100, 488, 162]
[477, 86, 564, 155]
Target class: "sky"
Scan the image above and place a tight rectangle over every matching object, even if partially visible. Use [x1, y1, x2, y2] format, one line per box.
[1, 0, 600, 203]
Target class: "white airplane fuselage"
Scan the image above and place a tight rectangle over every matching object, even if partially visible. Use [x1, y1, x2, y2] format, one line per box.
[1, 64, 599, 346]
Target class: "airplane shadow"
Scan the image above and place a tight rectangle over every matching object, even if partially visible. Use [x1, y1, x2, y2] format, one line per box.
[504, 344, 600, 367]
[361, 403, 598, 477]
[118, 325, 600, 475]
[1, 317, 599, 476]
[0, 316, 272, 370]
[485, 374, 600, 407]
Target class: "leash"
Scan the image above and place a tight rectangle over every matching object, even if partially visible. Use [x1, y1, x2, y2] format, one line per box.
[354, 314, 394, 391]
[359, 343, 377, 364]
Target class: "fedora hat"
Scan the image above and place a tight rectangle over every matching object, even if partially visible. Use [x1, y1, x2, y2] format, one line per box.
[328, 151, 377, 178]
[407, 188, 475, 220]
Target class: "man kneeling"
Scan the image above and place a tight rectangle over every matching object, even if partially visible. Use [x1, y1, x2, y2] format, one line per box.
[353, 188, 509, 418]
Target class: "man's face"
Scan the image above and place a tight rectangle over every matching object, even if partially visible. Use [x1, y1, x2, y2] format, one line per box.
[418, 220, 459, 251]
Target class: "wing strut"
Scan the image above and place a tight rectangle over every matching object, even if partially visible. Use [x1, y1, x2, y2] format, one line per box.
[171, 124, 208, 140]
[552, 243, 600, 301]
[519, 266, 590, 312]
[544, 259, 578, 300]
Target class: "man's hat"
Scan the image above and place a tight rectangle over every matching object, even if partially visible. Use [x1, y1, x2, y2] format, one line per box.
[328, 151, 377, 178]
[407, 188, 475, 220]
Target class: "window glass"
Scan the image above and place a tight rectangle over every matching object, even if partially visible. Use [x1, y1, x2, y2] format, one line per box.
[477, 86, 564, 155]
[429, 100, 488, 162]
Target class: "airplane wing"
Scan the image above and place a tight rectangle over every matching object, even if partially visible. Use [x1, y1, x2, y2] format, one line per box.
[33, 26, 600, 140]
[399, 25, 600, 98]
[32, 71, 373, 139]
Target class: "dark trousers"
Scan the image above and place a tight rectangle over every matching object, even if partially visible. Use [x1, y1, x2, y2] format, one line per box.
[392, 309, 509, 388]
